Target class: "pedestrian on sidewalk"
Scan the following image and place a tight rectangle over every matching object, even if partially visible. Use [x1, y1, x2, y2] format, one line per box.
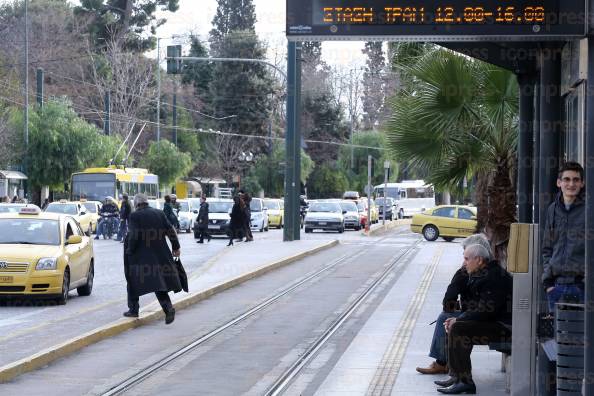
[195, 195, 211, 244]
[116, 194, 131, 242]
[542, 161, 585, 313]
[241, 192, 254, 242]
[228, 195, 244, 246]
[123, 193, 184, 325]
[416, 234, 492, 376]
[436, 244, 512, 394]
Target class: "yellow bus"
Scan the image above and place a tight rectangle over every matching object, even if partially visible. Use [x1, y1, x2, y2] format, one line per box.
[70, 167, 159, 203]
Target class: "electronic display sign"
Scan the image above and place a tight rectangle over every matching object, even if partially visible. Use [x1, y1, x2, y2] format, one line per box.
[286, 0, 586, 40]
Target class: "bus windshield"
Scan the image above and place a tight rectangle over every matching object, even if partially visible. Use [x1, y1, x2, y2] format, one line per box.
[375, 187, 400, 200]
[72, 173, 116, 202]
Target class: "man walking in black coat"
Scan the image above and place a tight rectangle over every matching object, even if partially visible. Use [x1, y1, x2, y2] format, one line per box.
[124, 193, 182, 324]
[436, 244, 513, 394]
[195, 195, 211, 244]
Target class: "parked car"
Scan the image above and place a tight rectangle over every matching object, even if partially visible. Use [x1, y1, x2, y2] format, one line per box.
[250, 198, 269, 232]
[375, 197, 397, 221]
[264, 199, 284, 229]
[304, 201, 345, 233]
[339, 200, 361, 230]
[176, 199, 194, 233]
[80, 200, 102, 233]
[411, 205, 477, 241]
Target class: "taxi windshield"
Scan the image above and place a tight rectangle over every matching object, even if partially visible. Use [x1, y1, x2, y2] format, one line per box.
[0, 219, 60, 245]
[82, 203, 98, 213]
[45, 203, 78, 215]
[0, 204, 26, 213]
[263, 200, 279, 210]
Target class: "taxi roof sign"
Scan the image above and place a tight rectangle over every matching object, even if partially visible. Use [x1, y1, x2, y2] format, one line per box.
[19, 206, 41, 215]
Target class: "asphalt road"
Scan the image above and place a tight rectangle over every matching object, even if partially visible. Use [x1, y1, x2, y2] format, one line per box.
[0, 222, 402, 368]
[0, 226, 418, 395]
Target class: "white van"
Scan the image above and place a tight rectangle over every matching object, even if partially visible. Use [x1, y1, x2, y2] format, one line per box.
[374, 180, 435, 218]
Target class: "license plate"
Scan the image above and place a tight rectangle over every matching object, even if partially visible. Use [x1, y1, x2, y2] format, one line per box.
[319, 222, 327, 226]
[209, 225, 220, 230]
[0, 276, 13, 283]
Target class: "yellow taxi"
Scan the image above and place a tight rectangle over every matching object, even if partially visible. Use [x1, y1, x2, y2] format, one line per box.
[0, 206, 95, 304]
[411, 205, 477, 241]
[80, 200, 102, 233]
[264, 199, 284, 229]
[44, 200, 94, 235]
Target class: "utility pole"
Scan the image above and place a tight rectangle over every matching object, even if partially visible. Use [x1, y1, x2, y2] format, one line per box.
[156, 38, 161, 142]
[36, 68, 43, 107]
[366, 155, 372, 233]
[104, 91, 111, 135]
[24, 0, 29, 149]
[383, 161, 390, 225]
[172, 88, 178, 147]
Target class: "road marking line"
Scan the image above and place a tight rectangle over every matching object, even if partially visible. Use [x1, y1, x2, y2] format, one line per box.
[366, 246, 443, 396]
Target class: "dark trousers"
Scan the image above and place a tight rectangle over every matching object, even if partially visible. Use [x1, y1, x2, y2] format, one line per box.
[127, 286, 173, 314]
[447, 320, 511, 382]
[197, 227, 209, 242]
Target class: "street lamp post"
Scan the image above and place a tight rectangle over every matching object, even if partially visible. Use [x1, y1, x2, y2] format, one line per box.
[383, 160, 390, 225]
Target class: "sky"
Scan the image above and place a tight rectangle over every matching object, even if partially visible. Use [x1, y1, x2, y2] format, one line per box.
[154, 0, 367, 68]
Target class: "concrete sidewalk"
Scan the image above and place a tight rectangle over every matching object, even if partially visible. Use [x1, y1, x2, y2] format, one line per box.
[317, 240, 508, 395]
[0, 238, 337, 383]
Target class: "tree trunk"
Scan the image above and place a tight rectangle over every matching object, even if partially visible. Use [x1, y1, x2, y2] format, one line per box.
[485, 156, 517, 268]
[474, 170, 490, 233]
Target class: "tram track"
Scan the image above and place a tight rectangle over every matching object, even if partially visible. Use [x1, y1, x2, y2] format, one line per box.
[99, 234, 420, 396]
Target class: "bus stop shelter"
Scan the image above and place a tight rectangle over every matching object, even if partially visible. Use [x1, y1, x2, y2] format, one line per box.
[0, 170, 27, 200]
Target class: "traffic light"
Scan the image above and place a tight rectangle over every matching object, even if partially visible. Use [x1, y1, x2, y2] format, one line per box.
[167, 45, 182, 74]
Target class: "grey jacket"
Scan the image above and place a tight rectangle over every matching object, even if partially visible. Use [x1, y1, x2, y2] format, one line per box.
[541, 192, 585, 290]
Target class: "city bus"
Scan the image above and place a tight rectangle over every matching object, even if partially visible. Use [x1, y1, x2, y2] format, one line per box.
[373, 180, 435, 218]
[70, 167, 159, 203]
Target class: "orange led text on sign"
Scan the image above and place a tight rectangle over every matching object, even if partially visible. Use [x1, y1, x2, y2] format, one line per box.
[323, 7, 374, 23]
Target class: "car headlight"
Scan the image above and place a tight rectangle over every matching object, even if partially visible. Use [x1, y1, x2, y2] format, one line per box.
[36, 257, 58, 270]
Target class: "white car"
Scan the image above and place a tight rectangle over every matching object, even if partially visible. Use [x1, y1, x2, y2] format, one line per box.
[339, 200, 361, 230]
[176, 200, 194, 233]
[304, 201, 345, 233]
[250, 198, 269, 232]
[200, 198, 234, 237]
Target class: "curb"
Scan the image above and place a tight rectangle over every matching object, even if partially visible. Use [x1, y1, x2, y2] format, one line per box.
[363, 219, 411, 236]
[0, 239, 339, 384]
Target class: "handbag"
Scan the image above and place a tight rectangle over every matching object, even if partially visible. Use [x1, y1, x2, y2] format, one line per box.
[174, 257, 189, 292]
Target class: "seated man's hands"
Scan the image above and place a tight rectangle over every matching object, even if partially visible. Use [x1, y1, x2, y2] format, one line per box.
[444, 317, 457, 333]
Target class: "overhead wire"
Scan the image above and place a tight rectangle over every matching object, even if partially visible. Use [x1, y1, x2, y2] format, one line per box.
[0, 78, 385, 151]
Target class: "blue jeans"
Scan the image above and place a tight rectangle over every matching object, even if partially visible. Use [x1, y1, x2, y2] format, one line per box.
[96, 217, 119, 239]
[547, 283, 584, 312]
[429, 311, 462, 363]
[116, 219, 128, 241]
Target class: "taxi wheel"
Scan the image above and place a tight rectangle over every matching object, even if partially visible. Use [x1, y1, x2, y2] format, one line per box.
[56, 269, 70, 305]
[422, 225, 439, 242]
[77, 262, 94, 296]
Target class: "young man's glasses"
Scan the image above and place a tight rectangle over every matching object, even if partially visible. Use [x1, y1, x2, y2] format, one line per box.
[561, 177, 582, 183]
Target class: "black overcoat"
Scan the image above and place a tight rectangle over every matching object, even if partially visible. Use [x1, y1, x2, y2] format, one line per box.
[196, 202, 209, 230]
[124, 206, 182, 296]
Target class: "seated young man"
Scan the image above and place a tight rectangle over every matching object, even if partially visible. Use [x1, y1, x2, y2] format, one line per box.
[416, 234, 492, 376]
[436, 244, 513, 395]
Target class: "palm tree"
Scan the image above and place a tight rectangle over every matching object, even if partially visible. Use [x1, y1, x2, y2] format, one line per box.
[385, 48, 519, 262]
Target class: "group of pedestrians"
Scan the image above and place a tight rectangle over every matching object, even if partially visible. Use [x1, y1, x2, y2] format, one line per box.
[415, 161, 586, 394]
[228, 192, 253, 246]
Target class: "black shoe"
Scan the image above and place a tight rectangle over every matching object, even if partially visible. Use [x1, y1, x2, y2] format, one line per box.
[436, 381, 476, 394]
[227, 241, 233, 246]
[207, 236, 211, 242]
[165, 308, 175, 325]
[435, 376, 457, 387]
[197, 240, 204, 244]
[123, 310, 139, 318]
[94, 237, 99, 240]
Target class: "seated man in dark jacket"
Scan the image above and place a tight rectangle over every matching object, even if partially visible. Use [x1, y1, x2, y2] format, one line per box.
[416, 234, 492, 375]
[437, 244, 513, 394]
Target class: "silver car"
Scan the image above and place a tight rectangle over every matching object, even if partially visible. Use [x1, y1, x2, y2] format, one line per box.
[176, 200, 194, 233]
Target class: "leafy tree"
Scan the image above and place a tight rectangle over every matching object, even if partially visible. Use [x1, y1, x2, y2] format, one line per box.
[207, 31, 275, 154]
[386, 49, 518, 261]
[337, 131, 397, 194]
[210, 0, 256, 42]
[139, 139, 192, 187]
[307, 164, 349, 199]
[247, 142, 314, 198]
[75, 0, 180, 51]
[239, 174, 262, 198]
[361, 42, 386, 130]
[9, 100, 122, 190]
[181, 36, 214, 107]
